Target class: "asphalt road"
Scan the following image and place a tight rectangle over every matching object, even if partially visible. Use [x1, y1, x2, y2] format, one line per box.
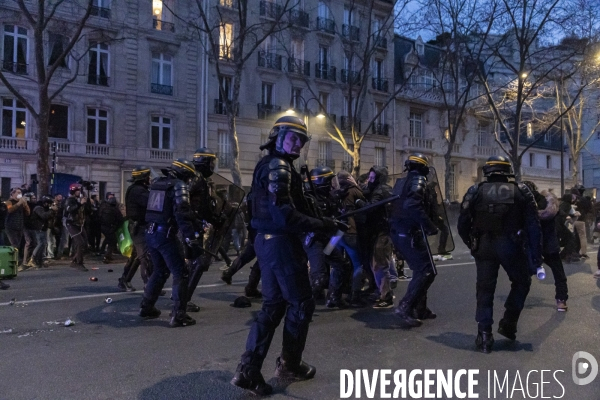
[1, 245, 600, 400]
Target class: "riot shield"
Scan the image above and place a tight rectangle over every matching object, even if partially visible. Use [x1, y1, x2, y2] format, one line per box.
[388, 168, 455, 256]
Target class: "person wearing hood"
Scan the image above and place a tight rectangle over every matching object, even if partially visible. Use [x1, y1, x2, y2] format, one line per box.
[231, 116, 342, 395]
[523, 182, 568, 311]
[355, 165, 395, 308]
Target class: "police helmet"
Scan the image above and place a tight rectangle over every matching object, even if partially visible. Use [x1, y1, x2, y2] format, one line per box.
[192, 147, 217, 178]
[482, 155, 513, 177]
[170, 158, 197, 181]
[128, 166, 151, 183]
[521, 180, 538, 193]
[404, 153, 430, 174]
[260, 115, 309, 155]
[69, 183, 83, 195]
[310, 166, 336, 189]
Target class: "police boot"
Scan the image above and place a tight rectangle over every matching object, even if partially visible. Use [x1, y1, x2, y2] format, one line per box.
[475, 331, 494, 354]
[326, 289, 348, 309]
[349, 290, 367, 307]
[139, 298, 161, 320]
[244, 264, 262, 298]
[274, 357, 316, 381]
[311, 279, 326, 300]
[169, 309, 196, 328]
[221, 268, 233, 285]
[186, 302, 200, 312]
[231, 363, 273, 396]
[394, 300, 422, 327]
[497, 319, 518, 341]
[412, 296, 437, 320]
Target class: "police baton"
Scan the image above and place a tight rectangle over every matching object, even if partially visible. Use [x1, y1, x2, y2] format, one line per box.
[420, 225, 438, 275]
[337, 195, 400, 219]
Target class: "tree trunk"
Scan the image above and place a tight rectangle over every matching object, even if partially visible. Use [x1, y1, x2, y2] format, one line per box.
[352, 146, 361, 178]
[37, 94, 51, 195]
[443, 150, 452, 201]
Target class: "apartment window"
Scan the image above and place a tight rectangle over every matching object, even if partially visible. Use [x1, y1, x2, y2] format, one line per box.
[218, 130, 231, 168]
[318, 1, 329, 18]
[151, 116, 171, 149]
[48, 33, 68, 68]
[88, 42, 109, 86]
[92, 0, 111, 18]
[343, 144, 354, 171]
[152, 0, 174, 29]
[318, 92, 329, 114]
[1, 99, 26, 138]
[318, 141, 331, 161]
[291, 39, 303, 59]
[86, 108, 108, 144]
[448, 164, 457, 200]
[526, 122, 533, 138]
[291, 87, 303, 110]
[151, 53, 173, 95]
[372, 17, 382, 35]
[373, 59, 384, 79]
[3, 25, 28, 74]
[318, 45, 329, 67]
[409, 111, 423, 138]
[544, 132, 550, 142]
[546, 155, 552, 169]
[261, 82, 273, 105]
[529, 153, 535, 167]
[49, 104, 68, 139]
[375, 147, 385, 167]
[477, 122, 489, 146]
[416, 42, 424, 55]
[422, 70, 435, 89]
[374, 102, 384, 125]
[219, 23, 234, 59]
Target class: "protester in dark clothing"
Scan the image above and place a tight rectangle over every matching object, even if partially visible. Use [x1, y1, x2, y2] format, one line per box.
[64, 184, 89, 271]
[4, 188, 30, 268]
[30, 196, 57, 268]
[523, 182, 568, 311]
[557, 194, 580, 263]
[22, 193, 38, 269]
[86, 194, 101, 252]
[99, 195, 124, 263]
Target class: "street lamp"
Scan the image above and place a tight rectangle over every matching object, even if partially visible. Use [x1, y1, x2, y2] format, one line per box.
[287, 95, 325, 165]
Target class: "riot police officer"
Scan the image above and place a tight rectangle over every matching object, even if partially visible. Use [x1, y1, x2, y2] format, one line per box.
[390, 154, 439, 326]
[139, 159, 198, 327]
[457, 156, 542, 353]
[307, 166, 348, 308]
[118, 166, 152, 292]
[185, 147, 218, 313]
[64, 183, 88, 271]
[231, 115, 340, 395]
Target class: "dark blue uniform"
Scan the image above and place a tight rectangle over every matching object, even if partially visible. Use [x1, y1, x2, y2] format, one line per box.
[390, 170, 439, 323]
[242, 153, 326, 371]
[142, 174, 196, 318]
[457, 176, 541, 336]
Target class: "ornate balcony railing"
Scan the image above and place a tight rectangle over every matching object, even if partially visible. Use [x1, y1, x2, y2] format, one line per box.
[218, 45, 234, 61]
[91, 6, 111, 18]
[151, 83, 173, 95]
[85, 144, 110, 156]
[257, 103, 281, 119]
[372, 78, 388, 92]
[317, 17, 335, 34]
[341, 69, 361, 85]
[289, 9, 309, 28]
[88, 74, 109, 86]
[218, 154, 232, 168]
[287, 58, 310, 76]
[342, 24, 360, 41]
[259, 1, 283, 19]
[315, 63, 336, 81]
[341, 116, 361, 131]
[370, 123, 389, 136]
[258, 51, 282, 70]
[341, 160, 354, 172]
[1, 60, 27, 75]
[316, 159, 336, 169]
[153, 18, 175, 32]
[407, 136, 433, 150]
[374, 35, 388, 49]
[150, 149, 173, 160]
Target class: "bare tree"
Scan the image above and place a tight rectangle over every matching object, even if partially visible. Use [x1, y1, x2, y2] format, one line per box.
[0, 0, 97, 195]
[185, 0, 296, 186]
[420, 0, 497, 200]
[472, 0, 590, 181]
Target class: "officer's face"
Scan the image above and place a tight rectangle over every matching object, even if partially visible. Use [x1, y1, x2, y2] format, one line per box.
[368, 171, 377, 183]
[281, 131, 305, 155]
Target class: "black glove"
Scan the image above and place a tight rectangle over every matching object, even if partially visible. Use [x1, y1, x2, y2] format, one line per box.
[184, 237, 202, 259]
[355, 199, 366, 209]
[321, 217, 338, 233]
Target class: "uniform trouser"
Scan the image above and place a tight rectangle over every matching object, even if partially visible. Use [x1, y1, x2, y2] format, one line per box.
[473, 235, 531, 332]
[390, 228, 436, 309]
[241, 233, 315, 370]
[305, 238, 330, 290]
[371, 233, 393, 299]
[123, 229, 152, 284]
[101, 227, 118, 260]
[326, 245, 350, 299]
[67, 224, 87, 266]
[32, 230, 48, 265]
[543, 252, 568, 300]
[23, 229, 37, 265]
[573, 221, 587, 255]
[338, 234, 364, 292]
[144, 231, 188, 312]
[228, 238, 256, 276]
